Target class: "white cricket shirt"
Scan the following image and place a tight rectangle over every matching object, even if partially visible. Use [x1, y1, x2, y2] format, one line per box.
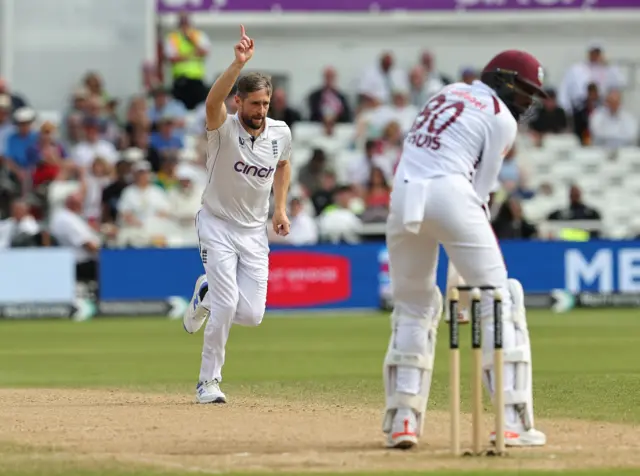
[394, 80, 518, 203]
[202, 114, 292, 228]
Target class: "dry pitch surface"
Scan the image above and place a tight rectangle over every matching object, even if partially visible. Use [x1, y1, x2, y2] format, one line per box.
[2, 389, 639, 474]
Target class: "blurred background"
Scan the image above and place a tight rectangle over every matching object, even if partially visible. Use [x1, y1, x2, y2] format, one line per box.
[0, 0, 639, 319]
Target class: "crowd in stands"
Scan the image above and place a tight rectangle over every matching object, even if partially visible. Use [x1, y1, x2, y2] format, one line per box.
[0, 13, 637, 282]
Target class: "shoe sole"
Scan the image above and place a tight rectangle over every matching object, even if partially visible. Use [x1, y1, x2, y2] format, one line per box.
[196, 397, 227, 404]
[387, 436, 418, 450]
[183, 277, 207, 334]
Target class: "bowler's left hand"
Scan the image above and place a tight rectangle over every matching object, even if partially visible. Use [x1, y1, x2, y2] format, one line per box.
[272, 210, 290, 236]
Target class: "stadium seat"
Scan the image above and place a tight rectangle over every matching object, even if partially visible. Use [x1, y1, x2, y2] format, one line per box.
[334, 150, 362, 184]
[614, 147, 640, 171]
[541, 134, 581, 153]
[292, 122, 323, 147]
[570, 147, 608, 174]
[549, 161, 580, 183]
[333, 123, 356, 146]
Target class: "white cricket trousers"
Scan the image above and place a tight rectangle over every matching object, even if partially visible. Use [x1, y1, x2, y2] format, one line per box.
[196, 207, 269, 383]
[387, 174, 521, 427]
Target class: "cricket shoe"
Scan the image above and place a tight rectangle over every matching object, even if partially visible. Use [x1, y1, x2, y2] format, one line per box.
[183, 274, 210, 334]
[196, 379, 227, 404]
[489, 428, 547, 447]
[386, 408, 418, 449]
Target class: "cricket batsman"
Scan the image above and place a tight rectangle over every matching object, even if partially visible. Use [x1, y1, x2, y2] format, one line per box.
[382, 50, 547, 449]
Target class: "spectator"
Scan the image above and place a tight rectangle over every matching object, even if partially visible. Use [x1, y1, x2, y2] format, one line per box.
[361, 167, 391, 223]
[164, 12, 210, 110]
[117, 161, 172, 246]
[169, 164, 203, 227]
[71, 117, 118, 169]
[124, 95, 152, 145]
[498, 147, 534, 200]
[381, 81, 419, 135]
[347, 139, 392, 190]
[297, 148, 327, 195]
[573, 82, 600, 146]
[150, 115, 184, 154]
[0, 199, 40, 248]
[311, 170, 337, 216]
[5, 108, 38, 178]
[307, 67, 352, 124]
[49, 191, 101, 283]
[82, 71, 109, 102]
[558, 42, 625, 114]
[268, 197, 318, 245]
[589, 89, 638, 149]
[318, 185, 363, 244]
[101, 150, 138, 224]
[87, 96, 120, 146]
[0, 161, 21, 215]
[460, 67, 478, 85]
[379, 120, 404, 167]
[529, 88, 568, 145]
[492, 196, 537, 240]
[148, 86, 187, 137]
[154, 155, 179, 191]
[548, 184, 601, 221]
[268, 88, 302, 129]
[62, 88, 91, 147]
[130, 127, 162, 172]
[357, 52, 406, 105]
[419, 51, 452, 86]
[28, 122, 70, 188]
[408, 65, 443, 108]
[83, 157, 113, 227]
[0, 77, 28, 112]
[165, 165, 203, 246]
[0, 95, 15, 155]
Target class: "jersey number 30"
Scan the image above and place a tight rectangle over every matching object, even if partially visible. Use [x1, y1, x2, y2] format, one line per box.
[408, 94, 465, 151]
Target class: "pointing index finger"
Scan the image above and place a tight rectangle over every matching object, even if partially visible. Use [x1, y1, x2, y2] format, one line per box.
[240, 24, 245, 37]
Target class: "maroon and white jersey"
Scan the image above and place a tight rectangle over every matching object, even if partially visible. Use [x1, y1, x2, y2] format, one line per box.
[394, 80, 517, 203]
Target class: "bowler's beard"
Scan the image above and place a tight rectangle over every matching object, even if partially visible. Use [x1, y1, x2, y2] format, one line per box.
[241, 112, 264, 130]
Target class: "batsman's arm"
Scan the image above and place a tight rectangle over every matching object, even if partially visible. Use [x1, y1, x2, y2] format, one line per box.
[474, 114, 517, 204]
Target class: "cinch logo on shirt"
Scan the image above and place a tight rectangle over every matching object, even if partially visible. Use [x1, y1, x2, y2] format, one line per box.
[234, 160, 274, 178]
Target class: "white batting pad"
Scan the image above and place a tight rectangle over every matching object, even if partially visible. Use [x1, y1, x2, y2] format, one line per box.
[383, 288, 442, 437]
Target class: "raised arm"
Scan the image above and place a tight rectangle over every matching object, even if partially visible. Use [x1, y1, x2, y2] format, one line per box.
[206, 25, 255, 131]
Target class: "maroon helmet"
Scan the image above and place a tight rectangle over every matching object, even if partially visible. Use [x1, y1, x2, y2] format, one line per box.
[481, 50, 548, 121]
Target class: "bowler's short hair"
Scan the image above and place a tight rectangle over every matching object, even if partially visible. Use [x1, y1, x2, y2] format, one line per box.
[236, 72, 273, 99]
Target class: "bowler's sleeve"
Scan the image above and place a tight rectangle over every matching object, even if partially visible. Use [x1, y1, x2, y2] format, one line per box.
[279, 127, 292, 162]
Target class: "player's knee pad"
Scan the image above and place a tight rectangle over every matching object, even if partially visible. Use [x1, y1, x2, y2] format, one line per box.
[382, 287, 442, 437]
[482, 279, 535, 430]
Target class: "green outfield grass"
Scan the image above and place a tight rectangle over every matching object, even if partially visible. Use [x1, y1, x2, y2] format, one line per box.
[1, 309, 639, 475]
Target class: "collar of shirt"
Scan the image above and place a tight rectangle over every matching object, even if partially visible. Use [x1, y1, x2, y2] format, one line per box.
[235, 112, 270, 142]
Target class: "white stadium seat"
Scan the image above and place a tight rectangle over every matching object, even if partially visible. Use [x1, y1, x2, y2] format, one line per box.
[541, 133, 581, 153]
[292, 122, 323, 147]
